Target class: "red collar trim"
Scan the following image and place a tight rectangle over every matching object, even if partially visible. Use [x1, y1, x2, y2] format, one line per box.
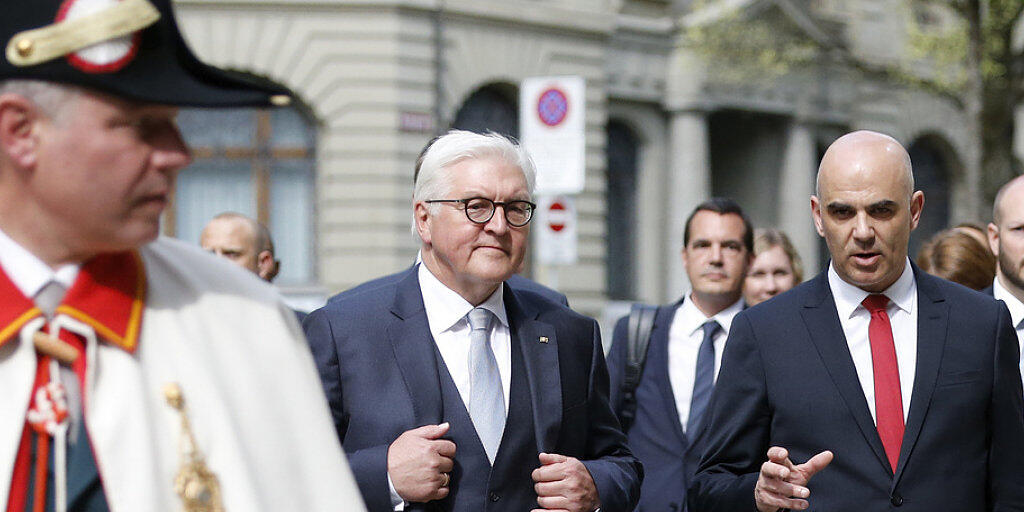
[0, 266, 42, 348]
[55, 251, 146, 353]
[0, 251, 145, 352]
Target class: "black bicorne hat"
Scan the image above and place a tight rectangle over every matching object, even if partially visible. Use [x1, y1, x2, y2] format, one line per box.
[1, 0, 291, 107]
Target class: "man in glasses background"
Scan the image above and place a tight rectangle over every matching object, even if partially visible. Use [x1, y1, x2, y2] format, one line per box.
[303, 130, 641, 512]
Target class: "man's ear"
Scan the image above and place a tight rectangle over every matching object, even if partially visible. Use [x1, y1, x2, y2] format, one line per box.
[256, 250, 279, 282]
[811, 195, 825, 237]
[908, 190, 925, 231]
[988, 222, 1000, 258]
[414, 202, 432, 244]
[0, 94, 43, 169]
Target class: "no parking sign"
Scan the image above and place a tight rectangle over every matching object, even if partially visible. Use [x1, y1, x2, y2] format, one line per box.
[520, 76, 585, 195]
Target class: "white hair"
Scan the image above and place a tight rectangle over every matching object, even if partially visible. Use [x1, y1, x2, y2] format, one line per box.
[0, 79, 80, 120]
[411, 130, 537, 235]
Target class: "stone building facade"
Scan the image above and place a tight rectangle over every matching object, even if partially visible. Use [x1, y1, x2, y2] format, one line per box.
[169, 0, 982, 324]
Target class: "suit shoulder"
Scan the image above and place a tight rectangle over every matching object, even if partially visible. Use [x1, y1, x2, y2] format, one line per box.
[740, 279, 815, 321]
[507, 274, 568, 305]
[326, 270, 409, 304]
[520, 290, 591, 326]
[920, 272, 1004, 310]
[314, 271, 410, 321]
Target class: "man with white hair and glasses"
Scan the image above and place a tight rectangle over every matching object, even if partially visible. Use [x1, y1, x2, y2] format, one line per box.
[304, 130, 641, 512]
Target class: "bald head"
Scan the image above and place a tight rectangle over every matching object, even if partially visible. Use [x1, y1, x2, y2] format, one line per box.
[992, 175, 1024, 225]
[988, 175, 1024, 299]
[200, 212, 279, 281]
[811, 130, 924, 292]
[816, 130, 914, 199]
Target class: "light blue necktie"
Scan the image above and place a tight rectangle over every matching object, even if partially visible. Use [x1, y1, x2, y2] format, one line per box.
[687, 319, 721, 434]
[467, 307, 505, 464]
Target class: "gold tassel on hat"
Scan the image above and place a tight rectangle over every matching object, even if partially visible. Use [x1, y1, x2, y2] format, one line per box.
[164, 383, 224, 512]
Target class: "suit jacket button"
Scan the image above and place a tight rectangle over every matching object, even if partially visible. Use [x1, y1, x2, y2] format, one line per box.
[890, 493, 903, 506]
[489, 492, 500, 502]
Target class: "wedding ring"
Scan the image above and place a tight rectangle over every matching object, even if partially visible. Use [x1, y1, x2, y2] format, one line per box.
[441, 473, 450, 488]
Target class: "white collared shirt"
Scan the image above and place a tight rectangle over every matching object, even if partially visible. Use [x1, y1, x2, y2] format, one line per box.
[991, 277, 1024, 387]
[667, 294, 744, 432]
[828, 259, 917, 423]
[388, 265, 513, 510]
[0, 227, 84, 443]
[0, 228, 79, 301]
[418, 264, 512, 413]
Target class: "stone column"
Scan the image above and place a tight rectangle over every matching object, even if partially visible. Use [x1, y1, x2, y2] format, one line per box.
[665, 108, 711, 301]
[779, 119, 820, 276]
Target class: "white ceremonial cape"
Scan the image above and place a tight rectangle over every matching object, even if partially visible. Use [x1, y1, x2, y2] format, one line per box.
[0, 237, 366, 511]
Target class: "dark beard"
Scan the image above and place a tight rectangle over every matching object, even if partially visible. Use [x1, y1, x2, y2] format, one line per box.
[998, 249, 1024, 298]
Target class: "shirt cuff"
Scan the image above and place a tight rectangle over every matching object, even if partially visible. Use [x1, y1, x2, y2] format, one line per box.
[387, 471, 406, 511]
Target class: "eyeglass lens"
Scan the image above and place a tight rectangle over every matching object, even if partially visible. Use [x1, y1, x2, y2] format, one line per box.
[465, 198, 533, 226]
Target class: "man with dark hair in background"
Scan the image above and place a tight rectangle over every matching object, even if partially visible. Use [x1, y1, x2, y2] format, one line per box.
[606, 197, 753, 511]
[201, 212, 310, 321]
[201, 212, 279, 282]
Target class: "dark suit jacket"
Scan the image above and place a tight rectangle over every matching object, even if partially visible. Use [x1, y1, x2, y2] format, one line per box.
[330, 266, 569, 307]
[689, 266, 1024, 511]
[608, 300, 709, 512]
[304, 267, 640, 511]
[507, 274, 569, 306]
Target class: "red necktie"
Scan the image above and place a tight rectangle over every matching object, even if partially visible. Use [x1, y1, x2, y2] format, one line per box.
[862, 294, 904, 474]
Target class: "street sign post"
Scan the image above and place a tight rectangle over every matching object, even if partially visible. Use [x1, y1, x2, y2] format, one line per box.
[520, 76, 585, 195]
[534, 195, 577, 266]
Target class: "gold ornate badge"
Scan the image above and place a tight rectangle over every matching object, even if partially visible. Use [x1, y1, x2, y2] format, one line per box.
[164, 383, 225, 512]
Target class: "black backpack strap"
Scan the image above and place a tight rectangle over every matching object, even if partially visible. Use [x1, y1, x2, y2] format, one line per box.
[619, 303, 658, 432]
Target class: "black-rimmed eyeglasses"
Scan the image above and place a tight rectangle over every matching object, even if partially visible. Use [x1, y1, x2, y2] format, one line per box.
[425, 197, 536, 227]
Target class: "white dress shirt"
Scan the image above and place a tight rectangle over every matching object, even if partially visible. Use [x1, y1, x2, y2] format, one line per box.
[667, 294, 744, 432]
[418, 264, 512, 413]
[388, 264, 513, 509]
[828, 259, 917, 423]
[0, 228, 84, 442]
[991, 277, 1024, 388]
[0, 228, 79, 301]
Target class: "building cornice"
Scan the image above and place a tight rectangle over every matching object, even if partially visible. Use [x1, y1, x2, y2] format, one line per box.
[174, 0, 618, 36]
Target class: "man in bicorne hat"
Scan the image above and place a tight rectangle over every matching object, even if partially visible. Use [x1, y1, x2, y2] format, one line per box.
[0, 0, 365, 510]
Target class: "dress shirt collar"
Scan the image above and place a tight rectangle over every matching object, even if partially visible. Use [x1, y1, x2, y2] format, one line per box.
[677, 293, 744, 337]
[0, 227, 79, 299]
[828, 257, 916, 320]
[993, 277, 1024, 329]
[418, 263, 508, 337]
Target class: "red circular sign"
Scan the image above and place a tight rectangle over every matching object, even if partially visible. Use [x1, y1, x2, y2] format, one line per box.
[547, 201, 568, 232]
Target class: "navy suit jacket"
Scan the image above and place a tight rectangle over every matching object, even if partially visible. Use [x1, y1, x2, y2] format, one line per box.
[608, 300, 709, 512]
[330, 267, 568, 307]
[507, 274, 569, 306]
[304, 267, 640, 511]
[689, 266, 1024, 511]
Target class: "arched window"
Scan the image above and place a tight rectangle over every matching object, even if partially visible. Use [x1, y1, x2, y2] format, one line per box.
[169, 105, 317, 285]
[451, 84, 519, 138]
[606, 120, 639, 300]
[907, 136, 953, 257]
